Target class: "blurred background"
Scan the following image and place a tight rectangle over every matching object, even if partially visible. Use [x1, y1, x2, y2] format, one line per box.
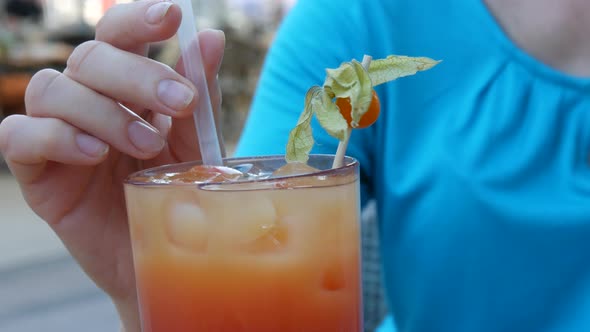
[0, 1, 387, 331]
[0, 0, 295, 148]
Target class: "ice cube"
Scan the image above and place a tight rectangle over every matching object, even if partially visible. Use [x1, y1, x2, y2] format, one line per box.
[168, 165, 243, 183]
[219, 195, 281, 251]
[243, 220, 289, 253]
[129, 221, 146, 253]
[231, 163, 273, 181]
[270, 162, 330, 189]
[271, 162, 320, 178]
[232, 163, 254, 174]
[165, 195, 209, 252]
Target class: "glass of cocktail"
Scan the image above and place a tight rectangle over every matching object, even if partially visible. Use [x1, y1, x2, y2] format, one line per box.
[124, 154, 363, 332]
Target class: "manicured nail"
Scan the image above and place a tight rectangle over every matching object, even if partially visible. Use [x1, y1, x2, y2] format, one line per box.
[209, 29, 226, 42]
[157, 79, 195, 112]
[128, 121, 165, 153]
[76, 133, 109, 158]
[145, 1, 173, 25]
[206, 29, 225, 73]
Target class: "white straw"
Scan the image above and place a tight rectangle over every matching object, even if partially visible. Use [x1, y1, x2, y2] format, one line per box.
[173, 0, 223, 166]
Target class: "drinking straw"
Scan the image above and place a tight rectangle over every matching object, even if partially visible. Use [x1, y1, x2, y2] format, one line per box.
[174, 0, 223, 165]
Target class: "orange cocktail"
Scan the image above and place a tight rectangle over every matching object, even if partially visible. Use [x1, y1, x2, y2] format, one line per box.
[124, 155, 362, 332]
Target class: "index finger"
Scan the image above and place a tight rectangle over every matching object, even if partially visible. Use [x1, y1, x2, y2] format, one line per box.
[95, 0, 182, 55]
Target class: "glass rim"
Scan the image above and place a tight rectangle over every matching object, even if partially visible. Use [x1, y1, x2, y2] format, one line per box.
[124, 154, 359, 188]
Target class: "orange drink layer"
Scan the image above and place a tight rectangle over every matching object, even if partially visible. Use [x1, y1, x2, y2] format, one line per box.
[124, 155, 363, 332]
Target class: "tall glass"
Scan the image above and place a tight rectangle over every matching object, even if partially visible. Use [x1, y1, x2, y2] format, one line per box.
[124, 155, 362, 331]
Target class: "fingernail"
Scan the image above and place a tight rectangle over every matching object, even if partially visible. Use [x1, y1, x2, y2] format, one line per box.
[76, 133, 109, 158]
[210, 29, 226, 42]
[210, 29, 225, 72]
[145, 1, 173, 25]
[128, 121, 165, 153]
[157, 79, 195, 112]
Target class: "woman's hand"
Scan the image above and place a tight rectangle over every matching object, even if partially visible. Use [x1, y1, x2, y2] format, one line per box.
[0, 1, 225, 331]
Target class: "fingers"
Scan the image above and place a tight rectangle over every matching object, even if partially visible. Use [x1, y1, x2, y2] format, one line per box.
[17, 1, 227, 170]
[64, 40, 197, 116]
[0, 115, 109, 182]
[25, 69, 165, 159]
[0, 115, 109, 164]
[96, 0, 182, 55]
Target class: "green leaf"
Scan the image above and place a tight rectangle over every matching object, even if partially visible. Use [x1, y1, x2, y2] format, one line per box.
[314, 88, 349, 140]
[285, 87, 317, 163]
[325, 60, 373, 128]
[368, 55, 440, 86]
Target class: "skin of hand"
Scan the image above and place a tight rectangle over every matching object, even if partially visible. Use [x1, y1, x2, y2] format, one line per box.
[0, 1, 225, 331]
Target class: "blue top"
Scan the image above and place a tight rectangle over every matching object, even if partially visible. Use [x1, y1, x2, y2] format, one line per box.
[235, 0, 590, 331]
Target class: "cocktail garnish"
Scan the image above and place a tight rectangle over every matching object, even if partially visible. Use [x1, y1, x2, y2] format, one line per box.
[286, 55, 440, 166]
